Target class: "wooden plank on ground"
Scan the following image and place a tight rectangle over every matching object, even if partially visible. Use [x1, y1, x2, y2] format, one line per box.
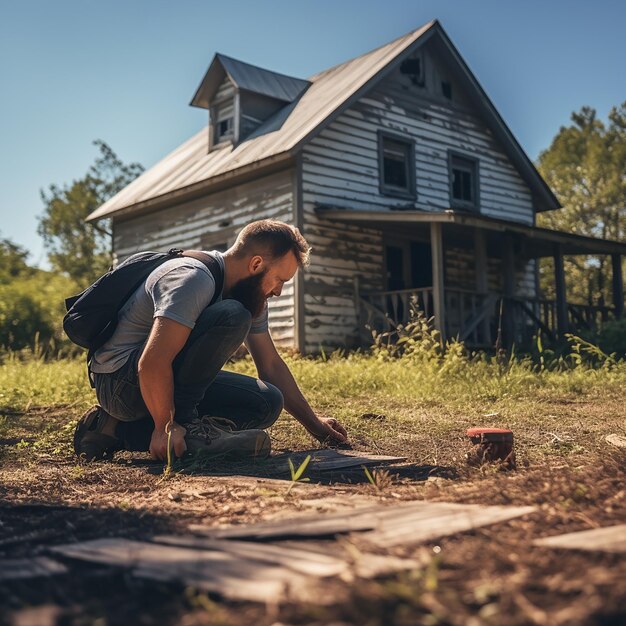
[189, 501, 458, 540]
[50, 536, 418, 603]
[51, 538, 315, 603]
[0, 557, 67, 580]
[534, 525, 626, 554]
[279, 448, 406, 471]
[361, 504, 536, 547]
[150, 535, 350, 577]
[189, 501, 535, 544]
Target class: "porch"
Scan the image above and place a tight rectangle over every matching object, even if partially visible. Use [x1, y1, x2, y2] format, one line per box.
[317, 208, 626, 349]
[356, 286, 619, 348]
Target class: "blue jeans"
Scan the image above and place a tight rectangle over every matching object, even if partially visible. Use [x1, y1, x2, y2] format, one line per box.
[93, 300, 284, 451]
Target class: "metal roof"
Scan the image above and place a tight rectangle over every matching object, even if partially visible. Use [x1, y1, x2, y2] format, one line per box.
[88, 20, 559, 222]
[191, 54, 310, 106]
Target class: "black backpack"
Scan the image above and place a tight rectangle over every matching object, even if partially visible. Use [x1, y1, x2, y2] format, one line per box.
[63, 248, 224, 360]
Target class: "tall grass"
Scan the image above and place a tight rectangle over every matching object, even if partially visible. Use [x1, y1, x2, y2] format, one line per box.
[0, 313, 624, 420]
[0, 350, 94, 413]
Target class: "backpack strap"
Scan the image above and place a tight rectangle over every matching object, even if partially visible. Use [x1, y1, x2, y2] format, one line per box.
[179, 249, 224, 305]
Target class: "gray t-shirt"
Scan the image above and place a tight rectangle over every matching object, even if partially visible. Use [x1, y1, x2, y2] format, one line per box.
[90, 251, 268, 374]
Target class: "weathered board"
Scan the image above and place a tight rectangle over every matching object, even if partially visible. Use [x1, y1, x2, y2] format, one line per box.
[300, 41, 538, 352]
[279, 448, 407, 471]
[0, 556, 67, 581]
[189, 500, 535, 543]
[534, 525, 626, 554]
[50, 537, 418, 603]
[113, 168, 297, 347]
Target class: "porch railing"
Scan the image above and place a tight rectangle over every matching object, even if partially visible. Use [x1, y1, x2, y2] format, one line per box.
[357, 286, 618, 347]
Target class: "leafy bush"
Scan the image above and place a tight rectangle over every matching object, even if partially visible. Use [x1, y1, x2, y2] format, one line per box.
[0, 271, 79, 354]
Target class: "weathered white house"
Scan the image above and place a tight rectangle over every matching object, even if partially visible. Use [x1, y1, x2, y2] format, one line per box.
[88, 20, 625, 352]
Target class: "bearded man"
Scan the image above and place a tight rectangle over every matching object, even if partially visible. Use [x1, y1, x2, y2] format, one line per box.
[74, 219, 348, 461]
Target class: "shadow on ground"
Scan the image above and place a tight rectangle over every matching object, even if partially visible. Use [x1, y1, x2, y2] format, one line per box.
[128, 450, 456, 485]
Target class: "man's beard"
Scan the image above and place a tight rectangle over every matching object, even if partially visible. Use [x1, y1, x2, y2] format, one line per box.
[228, 270, 267, 318]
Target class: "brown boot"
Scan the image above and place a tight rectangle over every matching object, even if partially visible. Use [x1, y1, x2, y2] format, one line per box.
[73, 405, 123, 461]
[185, 416, 271, 459]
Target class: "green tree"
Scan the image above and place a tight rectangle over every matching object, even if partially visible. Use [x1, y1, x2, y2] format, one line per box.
[0, 236, 35, 283]
[536, 103, 626, 305]
[0, 235, 78, 353]
[38, 140, 143, 286]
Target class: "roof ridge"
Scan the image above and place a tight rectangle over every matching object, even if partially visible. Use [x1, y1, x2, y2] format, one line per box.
[307, 19, 437, 81]
[215, 52, 308, 84]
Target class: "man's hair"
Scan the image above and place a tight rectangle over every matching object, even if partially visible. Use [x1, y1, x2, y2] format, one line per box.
[231, 219, 311, 267]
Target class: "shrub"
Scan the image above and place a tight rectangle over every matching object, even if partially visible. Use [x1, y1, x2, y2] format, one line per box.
[0, 272, 79, 354]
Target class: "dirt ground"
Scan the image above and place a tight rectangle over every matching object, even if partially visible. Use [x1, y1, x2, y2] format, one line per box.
[1, 399, 625, 626]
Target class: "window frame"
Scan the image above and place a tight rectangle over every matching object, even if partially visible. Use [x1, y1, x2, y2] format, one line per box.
[377, 130, 416, 200]
[447, 150, 480, 212]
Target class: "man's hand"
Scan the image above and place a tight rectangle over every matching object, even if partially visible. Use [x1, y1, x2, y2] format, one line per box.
[308, 417, 348, 445]
[149, 422, 188, 461]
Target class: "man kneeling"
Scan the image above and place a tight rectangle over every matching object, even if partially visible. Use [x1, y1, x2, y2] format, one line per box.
[74, 219, 348, 461]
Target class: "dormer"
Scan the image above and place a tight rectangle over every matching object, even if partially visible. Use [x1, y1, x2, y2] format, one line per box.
[190, 54, 310, 150]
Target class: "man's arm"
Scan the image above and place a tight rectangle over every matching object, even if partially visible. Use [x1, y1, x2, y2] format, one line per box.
[245, 331, 348, 444]
[138, 317, 192, 460]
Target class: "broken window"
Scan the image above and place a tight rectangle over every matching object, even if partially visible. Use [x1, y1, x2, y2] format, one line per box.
[216, 116, 233, 143]
[449, 153, 479, 211]
[378, 132, 415, 198]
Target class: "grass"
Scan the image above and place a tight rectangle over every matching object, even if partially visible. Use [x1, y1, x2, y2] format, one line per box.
[1, 333, 625, 464]
[1, 332, 625, 626]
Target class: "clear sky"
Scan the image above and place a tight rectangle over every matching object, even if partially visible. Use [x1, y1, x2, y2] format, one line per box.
[1, 0, 625, 268]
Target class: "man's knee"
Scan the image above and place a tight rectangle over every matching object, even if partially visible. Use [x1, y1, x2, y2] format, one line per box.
[256, 379, 284, 429]
[197, 299, 252, 333]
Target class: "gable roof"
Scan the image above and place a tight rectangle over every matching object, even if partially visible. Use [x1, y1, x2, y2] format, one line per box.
[88, 20, 559, 222]
[191, 54, 311, 107]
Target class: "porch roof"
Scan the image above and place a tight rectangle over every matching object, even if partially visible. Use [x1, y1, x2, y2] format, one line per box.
[315, 207, 626, 257]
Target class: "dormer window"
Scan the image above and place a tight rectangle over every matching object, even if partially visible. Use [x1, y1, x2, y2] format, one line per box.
[217, 116, 233, 142]
[192, 53, 310, 152]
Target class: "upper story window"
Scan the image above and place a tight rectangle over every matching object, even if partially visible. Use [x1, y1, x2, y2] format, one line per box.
[216, 115, 233, 143]
[400, 55, 424, 86]
[449, 152, 479, 211]
[378, 131, 416, 199]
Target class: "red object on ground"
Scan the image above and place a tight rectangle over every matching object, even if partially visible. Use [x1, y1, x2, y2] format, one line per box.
[466, 428, 514, 442]
[466, 428, 515, 468]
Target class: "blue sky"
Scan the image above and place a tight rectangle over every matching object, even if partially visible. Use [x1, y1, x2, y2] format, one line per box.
[1, 0, 625, 268]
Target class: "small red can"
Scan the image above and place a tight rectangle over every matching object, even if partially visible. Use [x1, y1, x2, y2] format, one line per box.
[466, 427, 515, 469]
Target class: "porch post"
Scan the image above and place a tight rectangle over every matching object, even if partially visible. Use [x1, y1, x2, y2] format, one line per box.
[611, 253, 624, 318]
[502, 234, 516, 347]
[430, 222, 446, 342]
[553, 244, 569, 336]
[474, 228, 491, 344]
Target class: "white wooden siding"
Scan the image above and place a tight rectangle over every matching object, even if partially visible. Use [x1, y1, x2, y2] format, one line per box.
[301, 44, 536, 350]
[302, 45, 535, 225]
[112, 168, 296, 347]
[301, 215, 383, 353]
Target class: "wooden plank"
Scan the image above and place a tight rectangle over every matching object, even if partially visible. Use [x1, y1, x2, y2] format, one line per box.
[362, 505, 536, 548]
[151, 536, 349, 577]
[279, 448, 406, 471]
[534, 525, 626, 554]
[431, 222, 446, 341]
[553, 243, 569, 336]
[189, 501, 534, 543]
[189, 501, 460, 540]
[51, 538, 314, 603]
[0, 556, 67, 580]
[50, 537, 419, 603]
